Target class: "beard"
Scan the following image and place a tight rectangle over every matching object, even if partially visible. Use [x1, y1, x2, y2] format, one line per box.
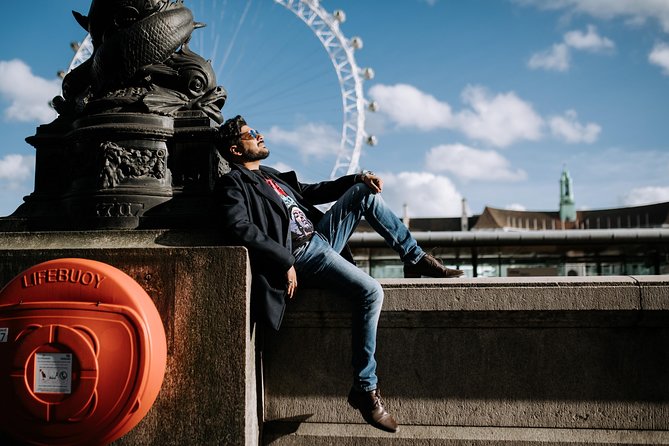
[244, 148, 270, 162]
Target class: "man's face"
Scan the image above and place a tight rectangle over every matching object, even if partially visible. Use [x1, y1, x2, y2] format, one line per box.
[235, 124, 269, 162]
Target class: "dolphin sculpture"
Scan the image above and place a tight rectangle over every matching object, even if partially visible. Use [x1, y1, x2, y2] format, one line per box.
[56, 0, 217, 119]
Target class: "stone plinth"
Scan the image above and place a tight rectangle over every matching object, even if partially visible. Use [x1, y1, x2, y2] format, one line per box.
[0, 231, 258, 446]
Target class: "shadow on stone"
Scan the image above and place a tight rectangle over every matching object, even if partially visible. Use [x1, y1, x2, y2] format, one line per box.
[263, 414, 314, 442]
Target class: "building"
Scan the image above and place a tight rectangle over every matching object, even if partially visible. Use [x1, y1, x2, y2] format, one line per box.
[472, 200, 669, 231]
[351, 169, 669, 278]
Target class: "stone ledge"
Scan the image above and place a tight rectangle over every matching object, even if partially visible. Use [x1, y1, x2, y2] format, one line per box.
[280, 277, 669, 328]
[283, 276, 669, 314]
[264, 422, 669, 445]
[0, 229, 226, 249]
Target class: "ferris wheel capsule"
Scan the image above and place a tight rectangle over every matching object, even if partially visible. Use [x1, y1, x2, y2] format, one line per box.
[350, 36, 363, 50]
[362, 67, 375, 80]
[366, 135, 378, 146]
[367, 101, 379, 112]
[333, 10, 346, 23]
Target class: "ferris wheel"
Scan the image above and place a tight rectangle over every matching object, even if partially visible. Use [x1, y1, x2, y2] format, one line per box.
[68, 0, 376, 179]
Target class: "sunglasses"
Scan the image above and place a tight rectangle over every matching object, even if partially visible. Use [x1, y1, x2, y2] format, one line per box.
[240, 128, 261, 140]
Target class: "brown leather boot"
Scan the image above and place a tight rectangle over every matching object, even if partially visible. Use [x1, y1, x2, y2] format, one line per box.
[404, 253, 464, 278]
[347, 387, 399, 433]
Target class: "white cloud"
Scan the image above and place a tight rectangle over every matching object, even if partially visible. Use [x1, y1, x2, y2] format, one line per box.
[379, 171, 463, 217]
[367, 83, 452, 130]
[505, 203, 528, 211]
[0, 59, 60, 123]
[564, 25, 615, 52]
[514, 0, 669, 33]
[528, 43, 571, 71]
[453, 86, 544, 147]
[649, 42, 669, 75]
[369, 83, 544, 148]
[548, 109, 601, 143]
[0, 154, 35, 188]
[369, 83, 604, 149]
[621, 186, 669, 206]
[425, 143, 527, 182]
[268, 161, 293, 172]
[265, 122, 340, 159]
[528, 25, 614, 72]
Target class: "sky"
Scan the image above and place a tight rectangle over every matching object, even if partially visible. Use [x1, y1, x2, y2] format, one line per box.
[1, 0, 669, 218]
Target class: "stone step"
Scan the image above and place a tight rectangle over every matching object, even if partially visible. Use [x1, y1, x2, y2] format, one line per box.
[263, 422, 669, 445]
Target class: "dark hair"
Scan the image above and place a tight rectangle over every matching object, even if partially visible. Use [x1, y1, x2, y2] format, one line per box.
[218, 115, 247, 160]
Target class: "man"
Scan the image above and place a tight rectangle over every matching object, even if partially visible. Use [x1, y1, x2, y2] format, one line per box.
[216, 115, 463, 433]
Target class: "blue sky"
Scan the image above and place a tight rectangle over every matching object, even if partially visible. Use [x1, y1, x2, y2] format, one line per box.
[1, 0, 669, 218]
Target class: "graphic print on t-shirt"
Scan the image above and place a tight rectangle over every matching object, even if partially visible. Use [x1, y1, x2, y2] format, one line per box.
[264, 177, 315, 248]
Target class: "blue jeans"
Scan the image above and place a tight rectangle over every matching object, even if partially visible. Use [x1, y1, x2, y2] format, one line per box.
[294, 183, 425, 392]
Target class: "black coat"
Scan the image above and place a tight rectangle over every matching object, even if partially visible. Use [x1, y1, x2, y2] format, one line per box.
[217, 163, 358, 330]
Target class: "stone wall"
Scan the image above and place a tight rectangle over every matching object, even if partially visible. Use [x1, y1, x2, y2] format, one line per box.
[2, 231, 669, 445]
[263, 276, 669, 445]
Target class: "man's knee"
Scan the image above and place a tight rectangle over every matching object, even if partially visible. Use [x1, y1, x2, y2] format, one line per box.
[364, 280, 384, 306]
[349, 182, 378, 209]
[350, 182, 372, 196]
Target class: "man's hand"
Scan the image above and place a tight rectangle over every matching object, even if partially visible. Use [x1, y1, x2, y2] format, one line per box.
[286, 265, 298, 299]
[360, 172, 383, 194]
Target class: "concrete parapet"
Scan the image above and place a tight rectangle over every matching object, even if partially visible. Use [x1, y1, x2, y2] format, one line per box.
[0, 232, 257, 446]
[3, 231, 669, 445]
[263, 276, 669, 445]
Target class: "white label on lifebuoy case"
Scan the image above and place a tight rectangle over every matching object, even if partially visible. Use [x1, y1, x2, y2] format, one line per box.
[34, 352, 73, 394]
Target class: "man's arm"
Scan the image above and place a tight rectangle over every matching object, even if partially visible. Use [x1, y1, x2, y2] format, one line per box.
[300, 172, 382, 203]
[298, 174, 359, 204]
